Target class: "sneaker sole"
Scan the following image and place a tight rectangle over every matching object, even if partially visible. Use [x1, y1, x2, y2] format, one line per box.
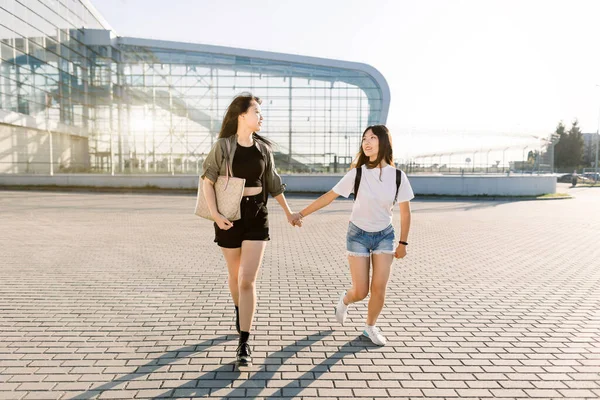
[335, 292, 347, 325]
[334, 306, 348, 325]
[362, 330, 386, 346]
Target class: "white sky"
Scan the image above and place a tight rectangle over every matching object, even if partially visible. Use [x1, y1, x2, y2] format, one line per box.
[92, 0, 600, 161]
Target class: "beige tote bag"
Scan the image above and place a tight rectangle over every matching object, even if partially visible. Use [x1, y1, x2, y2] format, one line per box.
[195, 140, 245, 221]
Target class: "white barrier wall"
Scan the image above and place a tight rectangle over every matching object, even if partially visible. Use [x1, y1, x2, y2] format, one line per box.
[0, 174, 197, 189]
[283, 174, 557, 196]
[408, 175, 556, 196]
[0, 174, 557, 196]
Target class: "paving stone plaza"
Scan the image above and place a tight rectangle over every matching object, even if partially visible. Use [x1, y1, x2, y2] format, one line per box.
[1, 185, 599, 399]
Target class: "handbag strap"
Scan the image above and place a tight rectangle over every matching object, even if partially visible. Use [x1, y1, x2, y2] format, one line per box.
[223, 139, 234, 190]
[224, 140, 234, 178]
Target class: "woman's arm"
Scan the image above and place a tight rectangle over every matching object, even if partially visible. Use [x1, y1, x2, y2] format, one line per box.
[202, 178, 233, 230]
[200, 139, 233, 230]
[297, 190, 340, 219]
[395, 201, 411, 259]
[273, 193, 300, 227]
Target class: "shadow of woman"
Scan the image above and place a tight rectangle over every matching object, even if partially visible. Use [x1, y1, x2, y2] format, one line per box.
[71, 330, 374, 399]
[153, 331, 375, 399]
[70, 335, 231, 399]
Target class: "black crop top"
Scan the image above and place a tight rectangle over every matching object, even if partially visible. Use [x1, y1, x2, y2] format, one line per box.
[232, 143, 265, 187]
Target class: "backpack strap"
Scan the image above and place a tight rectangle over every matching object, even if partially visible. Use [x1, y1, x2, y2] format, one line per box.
[393, 169, 402, 205]
[354, 167, 403, 203]
[352, 166, 362, 201]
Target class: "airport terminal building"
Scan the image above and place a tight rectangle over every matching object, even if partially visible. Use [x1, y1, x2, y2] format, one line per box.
[0, 0, 390, 175]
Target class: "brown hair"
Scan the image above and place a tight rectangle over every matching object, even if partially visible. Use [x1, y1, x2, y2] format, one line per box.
[218, 92, 271, 147]
[351, 125, 394, 171]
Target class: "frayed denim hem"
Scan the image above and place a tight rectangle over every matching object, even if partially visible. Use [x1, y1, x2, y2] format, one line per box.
[347, 251, 370, 257]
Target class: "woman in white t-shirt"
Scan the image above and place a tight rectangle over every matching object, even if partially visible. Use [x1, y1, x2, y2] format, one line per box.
[292, 125, 413, 346]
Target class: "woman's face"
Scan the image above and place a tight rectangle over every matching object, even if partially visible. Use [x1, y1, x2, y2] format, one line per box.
[240, 100, 263, 132]
[362, 129, 379, 159]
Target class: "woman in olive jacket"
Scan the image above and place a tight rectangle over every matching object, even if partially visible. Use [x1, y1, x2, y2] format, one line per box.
[202, 93, 299, 366]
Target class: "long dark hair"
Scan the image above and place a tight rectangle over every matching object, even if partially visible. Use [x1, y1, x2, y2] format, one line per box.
[218, 92, 271, 147]
[351, 125, 394, 171]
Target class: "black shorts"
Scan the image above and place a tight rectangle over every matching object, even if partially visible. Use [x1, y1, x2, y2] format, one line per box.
[214, 193, 270, 248]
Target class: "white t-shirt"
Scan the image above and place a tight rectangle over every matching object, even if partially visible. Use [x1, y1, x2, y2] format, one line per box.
[332, 165, 414, 232]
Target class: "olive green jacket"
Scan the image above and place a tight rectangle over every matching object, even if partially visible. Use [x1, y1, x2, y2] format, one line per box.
[201, 134, 286, 202]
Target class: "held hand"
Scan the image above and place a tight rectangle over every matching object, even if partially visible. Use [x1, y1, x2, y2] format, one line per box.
[214, 214, 234, 230]
[288, 212, 303, 228]
[394, 244, 407, 259]
[293, 212, 303, 227]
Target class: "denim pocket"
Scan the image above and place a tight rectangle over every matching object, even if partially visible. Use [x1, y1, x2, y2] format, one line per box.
[348, 222, 361, 234]
[250, 200, 266, 218]
[383, 224, 394, 237]
[259, 204, 268, 216]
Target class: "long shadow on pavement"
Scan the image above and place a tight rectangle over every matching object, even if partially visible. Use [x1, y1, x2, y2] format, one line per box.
[152, 331, 374, 399]
[70, 335, 231, 399]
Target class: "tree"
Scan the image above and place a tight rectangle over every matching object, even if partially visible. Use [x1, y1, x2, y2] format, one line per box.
[553, 121, 567, 168]
[567, 120, 584, 167]
[583, 134, 597, 167]
[555, 120, 584, 169]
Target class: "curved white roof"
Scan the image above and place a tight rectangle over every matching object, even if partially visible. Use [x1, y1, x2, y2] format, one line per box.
[118, 37, 391, 123]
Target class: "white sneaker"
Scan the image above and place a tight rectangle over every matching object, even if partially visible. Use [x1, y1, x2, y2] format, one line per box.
[334, 292, 348, 325]
[363, 325, 387, 346]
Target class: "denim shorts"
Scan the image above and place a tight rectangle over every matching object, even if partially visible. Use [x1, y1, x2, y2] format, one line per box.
[346, 222, 395, 257]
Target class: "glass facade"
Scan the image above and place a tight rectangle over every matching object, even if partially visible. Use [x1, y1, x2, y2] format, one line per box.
[0, 0, 106, 128]
[0, 0, 390, 174]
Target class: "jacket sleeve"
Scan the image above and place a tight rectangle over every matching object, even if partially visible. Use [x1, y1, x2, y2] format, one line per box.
[267, 149, 286, 197]
[201, 140, 224, 183]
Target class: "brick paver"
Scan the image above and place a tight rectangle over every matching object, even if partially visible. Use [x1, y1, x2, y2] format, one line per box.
[1, 184, 599, 399]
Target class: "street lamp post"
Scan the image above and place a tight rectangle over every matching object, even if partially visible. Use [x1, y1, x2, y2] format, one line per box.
[551, 134, 558, 174]
[594, 84, 600, 182]
[594, 129, 600, 182]
[550, 138, 554, 173]
[596, 97, 600, 182]
[537, 134, 558, 174]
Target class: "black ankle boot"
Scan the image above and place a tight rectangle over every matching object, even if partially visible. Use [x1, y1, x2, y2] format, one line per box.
[235, 306, 240, 334]
[236, 342, 252, 365]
